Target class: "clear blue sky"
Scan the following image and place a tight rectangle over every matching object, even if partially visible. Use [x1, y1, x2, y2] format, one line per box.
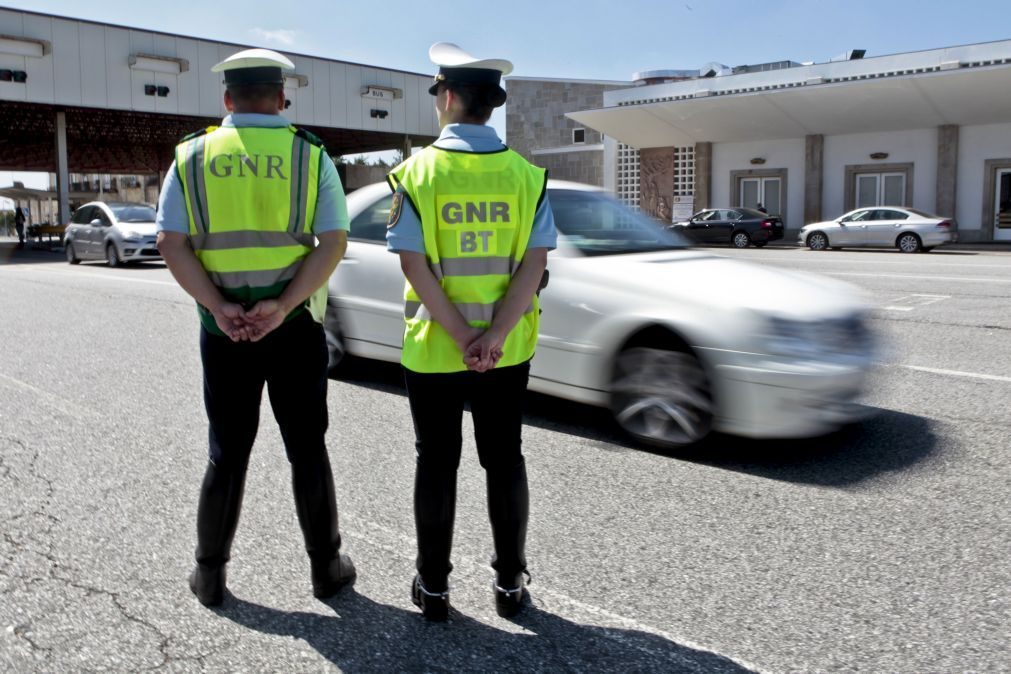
[3, 0, 1009, 194]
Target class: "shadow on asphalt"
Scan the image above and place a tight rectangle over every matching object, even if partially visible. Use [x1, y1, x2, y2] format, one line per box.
[333, 360, 939, 487]
[215, 589, 751, 672]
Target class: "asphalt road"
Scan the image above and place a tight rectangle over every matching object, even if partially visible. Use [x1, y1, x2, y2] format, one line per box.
[1, 241, 1008, 672]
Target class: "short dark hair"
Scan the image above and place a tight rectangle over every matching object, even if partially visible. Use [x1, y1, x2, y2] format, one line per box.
[440, 82, 501, 123]
[226, 83, 283, 107]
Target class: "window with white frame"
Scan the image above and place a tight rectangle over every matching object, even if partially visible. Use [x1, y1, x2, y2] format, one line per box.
[572, 128, 586, 144]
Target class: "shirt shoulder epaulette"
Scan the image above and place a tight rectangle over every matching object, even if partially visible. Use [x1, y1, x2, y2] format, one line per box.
[178, 126, 216, 144]
[292, 126, 326, 150]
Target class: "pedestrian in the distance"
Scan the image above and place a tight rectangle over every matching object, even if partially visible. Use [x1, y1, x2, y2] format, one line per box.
[386, 42, 557, 621]
[156, 48, 355, 607]
[14, 206, 25, 248]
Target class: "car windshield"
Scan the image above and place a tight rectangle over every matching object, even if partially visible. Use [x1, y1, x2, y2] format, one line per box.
[111, 205, 157, 222]
[550, 189, 690, 256]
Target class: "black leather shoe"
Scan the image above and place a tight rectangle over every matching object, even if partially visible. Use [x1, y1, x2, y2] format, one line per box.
[311, 553, 357, 598]
[189, 565, 225, 607]
[494, 571, 530, 618]
[411, 575, 450, 622]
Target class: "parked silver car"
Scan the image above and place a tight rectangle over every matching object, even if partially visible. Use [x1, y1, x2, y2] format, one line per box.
[799, 207, 956, 253]
[326, 181, 876, 451]
[64, 201, 161, 266]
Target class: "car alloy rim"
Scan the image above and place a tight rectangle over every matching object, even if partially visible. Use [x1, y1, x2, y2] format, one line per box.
[610, 347, 713, 447]
[810, 234, 827, 250]
[734, 233, 749, 248]
[899, 235, 917, 252]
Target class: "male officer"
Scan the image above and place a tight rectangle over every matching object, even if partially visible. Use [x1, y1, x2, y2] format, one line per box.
[387, 42, 556, 621]
[156, 48, 355, 606]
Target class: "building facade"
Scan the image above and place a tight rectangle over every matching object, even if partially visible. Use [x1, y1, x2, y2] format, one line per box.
[505, 77, 629, 187]
[566, 40, 1011, 242]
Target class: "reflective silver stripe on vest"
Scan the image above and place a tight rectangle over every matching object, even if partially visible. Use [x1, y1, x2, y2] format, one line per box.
[182, 136, 209, 235]
[404, 299, 534, 323]
[429, 256, 519, 280]
[191, 230, 315, 251]
[207, 261, 302, 289]
[288, 136, 313, 235]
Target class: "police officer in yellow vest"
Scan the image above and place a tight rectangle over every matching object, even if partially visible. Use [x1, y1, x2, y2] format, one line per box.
[387, 42, 557, 621]
[156, 48, 355, 606]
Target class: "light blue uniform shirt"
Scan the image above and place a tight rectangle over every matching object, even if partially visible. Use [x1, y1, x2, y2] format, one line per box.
[156, 113, 349, 235]
[386, 123, 557, 253]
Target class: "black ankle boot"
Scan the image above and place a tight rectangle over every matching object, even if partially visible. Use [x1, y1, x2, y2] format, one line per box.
[292, 454, 355, 597]
[411, 575, 450, 621]
[310, 553, 357, 599]
[494, 570, 530, 618]
[191, 460, 247, 606]
[189, 565, 226, 606]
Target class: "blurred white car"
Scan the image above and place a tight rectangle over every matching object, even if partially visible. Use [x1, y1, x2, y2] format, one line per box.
[799, 207, 956, 253]
[64, 201, 160, 266]
[327, 181, 876, 450]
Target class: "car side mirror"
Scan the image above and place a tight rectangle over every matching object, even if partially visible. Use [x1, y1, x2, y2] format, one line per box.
[90, 218, 102, 226]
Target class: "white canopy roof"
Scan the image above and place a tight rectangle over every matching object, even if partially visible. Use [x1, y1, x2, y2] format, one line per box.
[567, 59, 1011, 148]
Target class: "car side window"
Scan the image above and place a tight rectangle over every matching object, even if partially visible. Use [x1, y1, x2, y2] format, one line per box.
[725, 210, 742, 220]
[850, 210, 872, 222]
[72, 206, 93, 224]
[882, 210, 908, 220]
[349, 194, 394, 243]
[96, 209, 112, 226]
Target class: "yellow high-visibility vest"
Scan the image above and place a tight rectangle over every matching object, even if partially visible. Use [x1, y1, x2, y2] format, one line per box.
[388, 145, 547, 373]
[175, 124, 327, 335]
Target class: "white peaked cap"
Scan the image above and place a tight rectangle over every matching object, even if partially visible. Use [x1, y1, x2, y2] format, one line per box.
[211, 48, 295, 73]
[428, 42, 513, 76]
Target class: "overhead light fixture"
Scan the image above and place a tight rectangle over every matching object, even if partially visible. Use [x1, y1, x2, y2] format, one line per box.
[0, 34, 51, 58]
[129, 53, 189, 75]
[869, 152, 889, 160]
[750, 157, 766, 165]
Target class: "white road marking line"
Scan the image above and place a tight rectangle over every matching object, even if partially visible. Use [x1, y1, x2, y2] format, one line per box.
[351, 519, 759, 671]
[896, 365, 1011, 383]
[0, 265, 177, 286]
[734, 255, 1011, 269]
[827, 271, 1011, 283]
[0, 372, 96, 418]
[880, 294, 950, 312]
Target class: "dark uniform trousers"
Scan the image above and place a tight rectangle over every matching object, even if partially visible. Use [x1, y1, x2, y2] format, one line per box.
[403, 360, 531, 591]
[194, 311, 343, 573]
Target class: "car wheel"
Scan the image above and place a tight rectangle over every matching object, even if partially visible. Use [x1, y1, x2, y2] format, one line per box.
[66, 242, 80, 265]
[105, 243, 120, 267]
[807, 232, 829, 251]
[897, 232, 921, 253]
[731, 231, 751, 248]
[323, 298, 348, 376]
[609, 346, 713, 449]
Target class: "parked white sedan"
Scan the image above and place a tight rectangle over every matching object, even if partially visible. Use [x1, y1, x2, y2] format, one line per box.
[326, 181, 876, 450]
[799, 207, 956, 253]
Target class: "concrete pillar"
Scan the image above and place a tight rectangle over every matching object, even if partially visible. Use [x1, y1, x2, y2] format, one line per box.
[936, 124, 958, 218]
[401, 135, 412, 162]
[804, 134, 824, 225]
[54, 111, 70, 225]
[693, 142, 712, 211]
[639, 147, 675, 221]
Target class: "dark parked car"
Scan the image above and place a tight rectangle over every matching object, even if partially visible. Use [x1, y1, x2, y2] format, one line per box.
[670, 208, 784, 248]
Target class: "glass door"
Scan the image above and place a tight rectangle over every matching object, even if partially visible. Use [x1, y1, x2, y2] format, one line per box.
[996, 168, 1011, 242]
[740, 177, 781, 214]
[856, 172, 906, 208]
